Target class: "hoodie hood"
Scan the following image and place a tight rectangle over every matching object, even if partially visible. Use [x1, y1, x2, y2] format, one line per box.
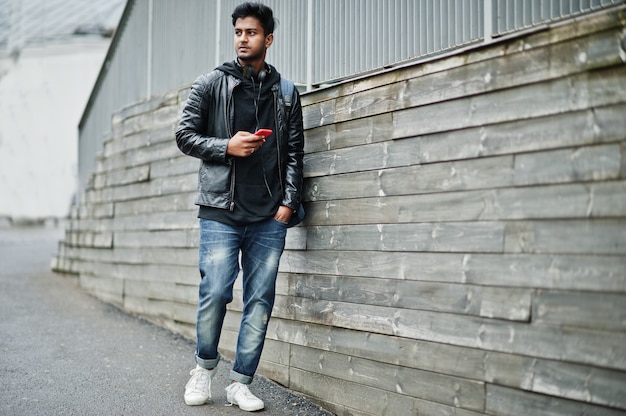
[217, 60, 280, 84]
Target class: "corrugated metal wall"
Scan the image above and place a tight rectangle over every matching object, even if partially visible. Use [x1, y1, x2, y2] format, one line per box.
[78, 0, 149, 195]
[77, 0, 622, 198]
[493, 0, 620, 35]
[149, 0, 216, 97]
[310, 0, 485, 84]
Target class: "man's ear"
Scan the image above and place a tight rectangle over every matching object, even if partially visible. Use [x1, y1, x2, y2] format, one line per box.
[265, 33, 274, 48]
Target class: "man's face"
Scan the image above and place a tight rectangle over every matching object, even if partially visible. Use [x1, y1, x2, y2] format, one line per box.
[234, 16, 273, 63]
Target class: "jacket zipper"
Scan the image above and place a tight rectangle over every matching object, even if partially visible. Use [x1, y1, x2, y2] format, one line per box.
[274, 87, 285, 197]
[226, 80, 237, 211]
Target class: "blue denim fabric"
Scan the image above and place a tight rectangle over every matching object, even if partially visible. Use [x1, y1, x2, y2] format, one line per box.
[195, 218, 287, 384]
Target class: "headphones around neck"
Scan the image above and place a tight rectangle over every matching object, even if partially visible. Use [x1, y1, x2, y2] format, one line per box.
[241, 64, 268, 82]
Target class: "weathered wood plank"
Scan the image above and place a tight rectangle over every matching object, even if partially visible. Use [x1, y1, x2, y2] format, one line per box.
[260, 337, 291, 368]
[284, 226, 306, 250]
[393, 67, 626, 140]
[271, 320, 491, 380]
[139, 247, 198, 266]
[306, 222, 504, 253]
[123, 296, 196, 325]
[140, 315, 195, 342]
[79, 273, 123, 303]
[413, 398, 486, 416]
[118, 102, 178, 139]
[256, 360, 289, 388]
[510, 358, 626, 411]
[486, 384, 626, 416]
[302, 181, 626, 225]
[72, 217, 114, 234]
[158, 173, 197, 195]
[305, 104, 626, 179]
[69, 230, 113, 248]
[79, 202, 114, 219]
[462, 252, 626, 291]
[621, 142, 626, 178]
[101, 140, 181, 173]
[304, 103, 626, 168]
[104, 124, 175, 158]
[305, 143, 622, 200]
[149, 155, 197, 179]
[272, 319, 626, 409]
[302, 98, 335, 131]
[111, 91, 178, 131]
[84, 173, 196, 205]
[514, 144, 622, 185]
[305, 153, 515, 195]
[124, 279, 197, 304]
[533, 291, 626, 331]
[87, 262, 198, 285]
[113, 228, 198, 248]
[405, 34, 625, 121]
[50, 255, 79, 276]
[289, 367, 415, 416]
[303, 196, 403, 225]
[304, 113, 393, 154]
[112, 173, 196, 202]
[505, 219, 626, 255]
[290, 274, 531, 321]
[114, 193, 196, 216]
[61, 259, 94, 275]
[282, 298, 626, 370]
[428, 103, 626, 164]
[268, 317, 492, 376]
[290, 344, 485, 411]
[216, 329, 237, 362]
[93, 165, 150, 189]
[111, 208, 199, 235]
[54, 245, 197, 267]
[280, 250, 626, 292]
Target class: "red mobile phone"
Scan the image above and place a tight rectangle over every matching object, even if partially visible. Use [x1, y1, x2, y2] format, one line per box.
[254, 129, 272, 138]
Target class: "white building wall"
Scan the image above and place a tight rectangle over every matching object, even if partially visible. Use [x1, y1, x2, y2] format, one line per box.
[0, 39, 109, 221]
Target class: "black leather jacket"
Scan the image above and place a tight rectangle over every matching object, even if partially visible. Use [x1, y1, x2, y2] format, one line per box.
[175, 67, 304, 213]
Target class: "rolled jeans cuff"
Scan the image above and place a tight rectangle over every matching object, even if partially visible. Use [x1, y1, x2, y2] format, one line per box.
[196, 352, 221, 370]
[230, 369, 253, 385]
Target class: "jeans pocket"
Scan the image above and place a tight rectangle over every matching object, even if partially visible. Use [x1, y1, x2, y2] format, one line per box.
[273, 218, 289, 226]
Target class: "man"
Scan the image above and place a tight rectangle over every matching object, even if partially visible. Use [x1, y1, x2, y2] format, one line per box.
[175, 2, 304, 412]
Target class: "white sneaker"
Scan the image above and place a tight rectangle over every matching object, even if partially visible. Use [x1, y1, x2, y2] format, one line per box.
[225, 381, 265, 412]
[184, 365, 216, 406]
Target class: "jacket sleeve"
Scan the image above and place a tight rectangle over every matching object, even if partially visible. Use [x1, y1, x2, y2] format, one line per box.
[175, 73, 230, 163]
[281, 88, 305, 211]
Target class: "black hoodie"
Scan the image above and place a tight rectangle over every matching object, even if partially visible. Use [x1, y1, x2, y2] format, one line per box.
[198, 60, 282, 225]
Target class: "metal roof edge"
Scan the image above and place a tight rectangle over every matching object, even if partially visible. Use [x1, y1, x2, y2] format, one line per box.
[78, 0, 134, 130]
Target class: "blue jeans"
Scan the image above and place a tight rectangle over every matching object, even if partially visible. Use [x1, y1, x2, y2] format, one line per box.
[194, 218, 287, 384]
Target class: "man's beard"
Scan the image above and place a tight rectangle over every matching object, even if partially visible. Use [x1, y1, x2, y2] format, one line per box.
[237, 48, 265, 64]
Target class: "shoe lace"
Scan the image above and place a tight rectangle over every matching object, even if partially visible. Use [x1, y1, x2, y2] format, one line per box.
[187, 368, 211, 396]
[237, 384, 259, 402]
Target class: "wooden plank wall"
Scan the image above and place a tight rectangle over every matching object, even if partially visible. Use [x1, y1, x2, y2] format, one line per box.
[53, 7, 626, 416]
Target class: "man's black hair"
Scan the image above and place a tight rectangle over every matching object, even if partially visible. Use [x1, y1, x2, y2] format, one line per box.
[232, 2, 276, 36]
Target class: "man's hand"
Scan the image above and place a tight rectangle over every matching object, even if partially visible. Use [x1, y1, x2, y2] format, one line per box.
[274, 205, 293, 223]
[227, 131, 265, 157]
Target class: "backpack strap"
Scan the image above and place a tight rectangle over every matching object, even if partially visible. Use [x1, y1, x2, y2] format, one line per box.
[280, 77, 295, 119]
[278, 77, 304, 227]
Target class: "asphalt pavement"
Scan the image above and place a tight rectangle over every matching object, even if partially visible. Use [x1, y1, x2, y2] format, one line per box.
[0, 225, 333, 416]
